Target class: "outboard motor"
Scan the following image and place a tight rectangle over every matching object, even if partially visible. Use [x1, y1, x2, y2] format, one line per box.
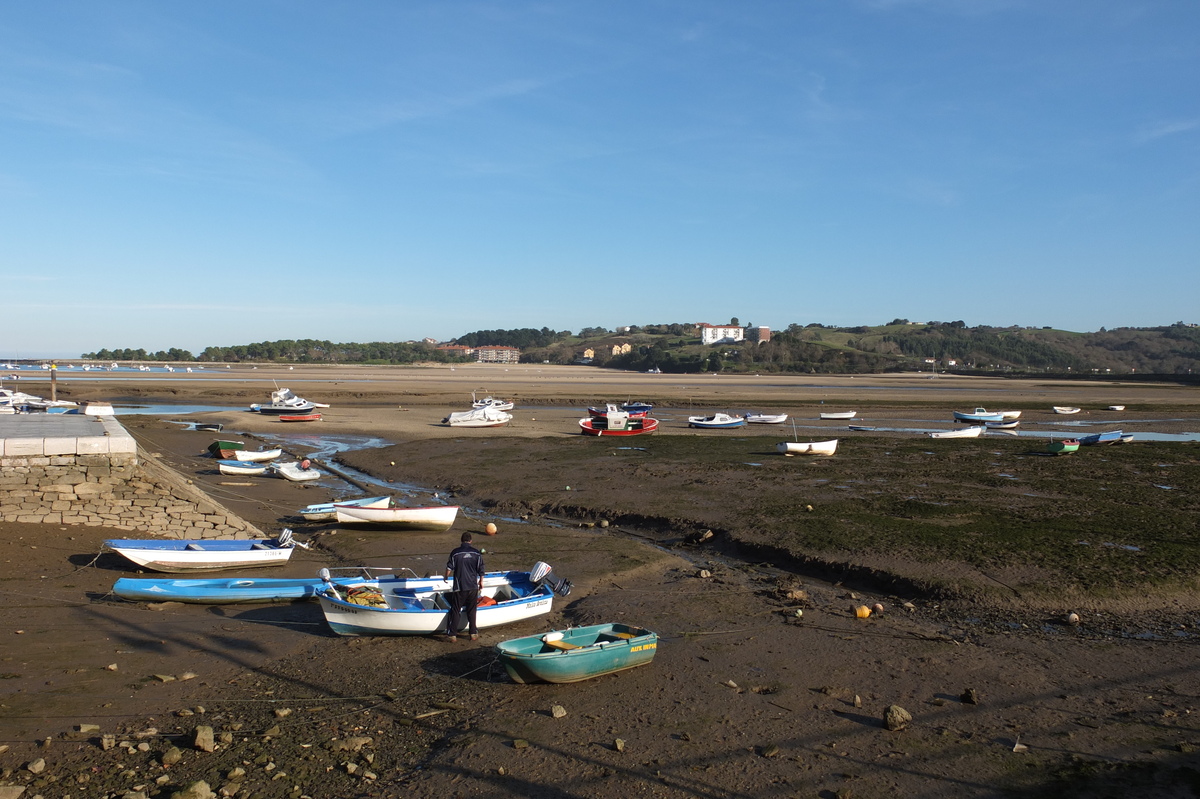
[276, 528, 294, 548]
[531, 561, 573, 597]
[318, 567, 341, 600]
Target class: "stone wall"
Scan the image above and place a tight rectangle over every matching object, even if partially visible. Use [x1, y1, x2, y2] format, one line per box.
[0, 441, 263, 540]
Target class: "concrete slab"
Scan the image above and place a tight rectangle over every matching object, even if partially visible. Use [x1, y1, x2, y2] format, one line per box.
[0, 413, 135, 458]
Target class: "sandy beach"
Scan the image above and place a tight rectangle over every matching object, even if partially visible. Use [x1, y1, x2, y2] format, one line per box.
[2, 365, 1199, 798]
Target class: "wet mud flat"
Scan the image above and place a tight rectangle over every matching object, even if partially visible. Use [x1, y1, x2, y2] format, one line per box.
[4, 377, 1200, 797]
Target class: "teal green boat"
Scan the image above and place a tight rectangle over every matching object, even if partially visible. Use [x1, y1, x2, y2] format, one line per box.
[495, 623, 658, 684]
[1047, 438, 1080, 455]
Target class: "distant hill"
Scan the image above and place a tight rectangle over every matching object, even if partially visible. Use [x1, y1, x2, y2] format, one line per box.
[516, 322, 1200, 376]
[75, 322, 1200, 377]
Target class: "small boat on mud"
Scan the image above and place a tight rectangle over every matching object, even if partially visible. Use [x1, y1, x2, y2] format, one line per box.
[818, 411, 856, 420]
[745, 412, 788, 424]
[579, 408, 659, 436]
[250, 387, 321, 415]
[777, 439, 839, 456]
[688, 413, 745, 429]
[334, 502, 460, 531]
[1079, 430, 1123, 446]
[104, 530, 304, 572]
[315, 562, 572, 636]
[298, 495, 392, 522]
[231, 448, 282, 463]
[279, 413, 322, 422]
[929, 426, 985, 439]
[1052, 406, 1081, 415]
[217, 460, 270, 476]
[1047, 438, 1081, 455]
[442, 406, 513, 427]
[112, 565, 524, 605]
[495, 623, 658, 684]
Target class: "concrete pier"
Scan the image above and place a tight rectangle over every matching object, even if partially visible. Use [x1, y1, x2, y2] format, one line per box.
[0, 413, 262, 537]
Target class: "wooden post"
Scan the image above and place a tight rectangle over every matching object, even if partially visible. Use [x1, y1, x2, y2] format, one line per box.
[50, 363, 57, 402]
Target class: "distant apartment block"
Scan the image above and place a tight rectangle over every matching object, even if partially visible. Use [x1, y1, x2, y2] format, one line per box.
[474, 346, 521, 364]
[745, 326, 771, 343]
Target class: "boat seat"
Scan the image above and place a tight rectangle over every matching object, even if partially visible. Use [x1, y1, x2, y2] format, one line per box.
[185, 543, 205, 550]
[543, 639, 582, 652]
[250, 542, 270, 550]
[601, 631, 636, 640]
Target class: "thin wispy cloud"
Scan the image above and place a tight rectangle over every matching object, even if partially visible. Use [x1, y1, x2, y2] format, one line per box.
[1135, 119, 1199, 144]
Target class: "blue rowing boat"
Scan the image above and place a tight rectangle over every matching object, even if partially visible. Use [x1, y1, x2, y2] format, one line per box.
[1079, 429, 1123, 446]
[112, 567, 546, 604]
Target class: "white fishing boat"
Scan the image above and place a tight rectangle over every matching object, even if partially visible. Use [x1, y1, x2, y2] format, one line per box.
[104, 530, 304, 573]
[1052, 406, 1081, 415]
[250, 387, 321, 415]
[952, 408, 1005, 423]
[471, 393, 515, 412]
[687, 413, 745, 429]
[334, 503, 460, 531]
[316, 562, 572, 636]
[231, 448, 283, 463]
[744, 412, 789, 424]
[442, 406, 513, 427]
[1108, 405, 1125, 411]
[217, 460, 270, 476]
[298, 496, 393, 522]
[929, 426, 985, 439]
[818, 411, 856, 420]
[776, 439, 839, 456]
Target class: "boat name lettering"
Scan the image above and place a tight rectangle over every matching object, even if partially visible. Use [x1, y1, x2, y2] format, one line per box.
[629, 643, 656, 652]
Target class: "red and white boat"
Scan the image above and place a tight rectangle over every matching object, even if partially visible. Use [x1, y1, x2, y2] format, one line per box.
[579, 410, 659, 436]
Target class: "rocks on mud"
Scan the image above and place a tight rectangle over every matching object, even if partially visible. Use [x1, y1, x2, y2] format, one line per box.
[960, 688, 980, 705]
[551, 704, 567, 719]
[193, 725, 215, 752]
[884, 705, 913, 731]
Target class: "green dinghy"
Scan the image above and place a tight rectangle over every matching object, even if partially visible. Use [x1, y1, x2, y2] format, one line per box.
[495, 622, 658, 684]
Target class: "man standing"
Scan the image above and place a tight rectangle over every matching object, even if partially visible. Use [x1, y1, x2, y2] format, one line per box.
[442, 531, 485, 642]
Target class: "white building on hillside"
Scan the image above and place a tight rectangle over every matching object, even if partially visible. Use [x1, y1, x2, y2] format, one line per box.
[697, 323, 745, 345]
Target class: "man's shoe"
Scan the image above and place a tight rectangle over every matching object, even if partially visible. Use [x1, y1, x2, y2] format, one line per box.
[470, 634, 479, 641]
[446, 635, 457, 643]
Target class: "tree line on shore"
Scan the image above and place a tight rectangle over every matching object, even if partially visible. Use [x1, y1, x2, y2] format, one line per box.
[78, 321, 1200, 376]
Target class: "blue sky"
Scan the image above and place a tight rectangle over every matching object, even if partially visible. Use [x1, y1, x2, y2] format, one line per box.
[3, 1, 1197, 358]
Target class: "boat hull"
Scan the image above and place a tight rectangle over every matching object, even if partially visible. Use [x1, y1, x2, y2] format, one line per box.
[1048, 440, 1080, 455]
[217, 460, 269, 476]
[578, 417, 658, 436]
[298, 495, 392, 522]
[317, 579, 555, 636]
[776, 439, 838, 456]
[929, 426, 985, 439]
[688, 414, 745, 429]
[496, 623, 658, 684]
[334, 504, 460, 531]
[112, 568, 528, 604]
[819, 411, 856, 420]
[1079, 430, 1122, 446]
[279, 413, 322, 422]
[105, 539, 294, 572]
[745, 413, 788, 424]
[232, 448, 282, 462]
